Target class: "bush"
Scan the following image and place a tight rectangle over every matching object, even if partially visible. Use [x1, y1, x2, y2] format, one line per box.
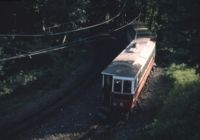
[137, 64, 200, 140]
[0, 70, 40, 96]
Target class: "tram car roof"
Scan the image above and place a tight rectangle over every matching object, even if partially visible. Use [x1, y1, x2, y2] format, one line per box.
[102, 27, 156, 79]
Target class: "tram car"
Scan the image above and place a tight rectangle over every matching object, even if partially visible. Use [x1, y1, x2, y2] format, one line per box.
[101, 23, 156, 113]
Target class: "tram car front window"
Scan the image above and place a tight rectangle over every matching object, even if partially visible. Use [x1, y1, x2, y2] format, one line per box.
[113, 79, 122, 93]
[123, 80, 132, 93]
[112, 78, 134, 94]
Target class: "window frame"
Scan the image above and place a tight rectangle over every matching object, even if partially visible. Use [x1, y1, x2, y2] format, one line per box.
[112, 76, 135, 94]
[113, 79, 123, 93]
[123, 80, 132, 93]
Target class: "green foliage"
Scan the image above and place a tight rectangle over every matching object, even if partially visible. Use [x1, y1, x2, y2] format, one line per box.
[0, 71, 40, 96]
[88, 0, 122, 23]
[0, 0, 90, 97]
[166, 64, 199, 87]
[0, 0, 138, 98]
[137, 64, 200, 140]
[143, 0, 200, 67]
[137, 0, 200, 137]
[144, 0, 159, 31]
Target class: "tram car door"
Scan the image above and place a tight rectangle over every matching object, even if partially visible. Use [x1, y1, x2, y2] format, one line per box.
[102, 74, 112, 106]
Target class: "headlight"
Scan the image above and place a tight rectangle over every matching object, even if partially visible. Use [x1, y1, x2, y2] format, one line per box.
[119, 102, 124, 106]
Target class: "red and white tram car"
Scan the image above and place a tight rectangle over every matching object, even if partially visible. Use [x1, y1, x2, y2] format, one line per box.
[101, 24, 156, 114]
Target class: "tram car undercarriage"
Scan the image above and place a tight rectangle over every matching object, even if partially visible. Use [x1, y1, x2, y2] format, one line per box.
[101, 23, 156, 117]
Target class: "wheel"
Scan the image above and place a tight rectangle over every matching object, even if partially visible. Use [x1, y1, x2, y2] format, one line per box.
[132, 101, 141, 113]
[125, 111, 131, 121]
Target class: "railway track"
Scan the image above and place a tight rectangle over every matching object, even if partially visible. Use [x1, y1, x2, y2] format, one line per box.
[1, 56, 97, 139]
[1, 37, 122, 140]
[16, 64, 162, 140]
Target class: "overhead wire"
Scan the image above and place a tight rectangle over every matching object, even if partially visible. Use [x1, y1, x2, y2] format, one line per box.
[0, 12, 141, 62]
[0, 34, 111, 62]
[113, 12, 141, 32]
[0, 0, 128, 37]
[46, 0, 128, 30]
[45, 21, 73, 30]
[0, 0, 143, 62]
